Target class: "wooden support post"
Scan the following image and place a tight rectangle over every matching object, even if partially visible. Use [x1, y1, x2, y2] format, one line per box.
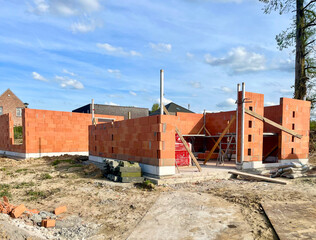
[196, 125, 204, 135]
[163, 104, 202, 172]
[244, 108, 302, 139]
[204, 115, 236, 164]
[175, 128, 202, 172]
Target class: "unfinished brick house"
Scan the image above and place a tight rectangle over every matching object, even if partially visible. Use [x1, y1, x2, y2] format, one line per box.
[0, 108, 123, 158]
[89, 85, 311, 176]
[0, 89, 25, 126]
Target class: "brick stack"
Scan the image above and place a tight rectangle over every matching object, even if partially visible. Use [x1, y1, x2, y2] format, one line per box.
[103, 159, 143, 183]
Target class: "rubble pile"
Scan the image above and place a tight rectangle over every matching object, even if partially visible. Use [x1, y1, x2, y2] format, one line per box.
[270, 162, 310, 179]
[103, 159, 144, 183]
[0, 196, 66, 228]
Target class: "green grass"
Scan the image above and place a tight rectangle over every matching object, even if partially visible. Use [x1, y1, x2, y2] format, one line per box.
[0, 184, 11, 198]
[15, 168, 28, 173]
[25, 190, 47, 201]
[0, 168, 6, 171]
[13, 126, 23, 140]
[14, 181, 35, 189]
[52, 159, 75, 166]
[40, 173, 52, 180]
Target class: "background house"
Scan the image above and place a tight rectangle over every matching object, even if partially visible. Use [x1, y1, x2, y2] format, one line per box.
[0, 89, 25, 126]
[72, 104, 149, 119]
[150, 102, 194, 115]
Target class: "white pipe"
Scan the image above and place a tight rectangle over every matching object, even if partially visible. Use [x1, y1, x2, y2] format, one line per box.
[240, 82, 245, 164]
[92, 99, 95, 124]
[160, 69, 164, 115]
[235, 84, 240, 165]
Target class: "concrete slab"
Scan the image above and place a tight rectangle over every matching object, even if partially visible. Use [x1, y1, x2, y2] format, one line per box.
[262, 201, 316, 240]
[127, 191, 253, 240]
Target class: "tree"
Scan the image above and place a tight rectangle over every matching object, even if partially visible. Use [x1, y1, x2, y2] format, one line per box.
[151, 103, 159, 112]
[260, 0, 316, 102]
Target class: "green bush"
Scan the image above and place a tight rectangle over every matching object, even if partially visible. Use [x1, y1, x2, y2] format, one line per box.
[13, 126, 23, 139]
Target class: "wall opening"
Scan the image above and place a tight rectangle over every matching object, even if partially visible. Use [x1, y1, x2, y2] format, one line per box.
[248, 134, 252, 142]
[248, 120, 252, 128]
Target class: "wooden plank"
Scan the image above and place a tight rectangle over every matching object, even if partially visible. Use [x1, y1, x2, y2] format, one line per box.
[228, 170, 287, 185]
[162, 104, 170, 115]
[196, 125, 204, 135]
[204, 126, 211, 136]
[175, 128, 202, 172]
[261, 201, 316, 240]
[244, 108, 302, 139]
[263, 144, 278, 161]
[162, 104, 202, 172]
[204, 115, 236, 164]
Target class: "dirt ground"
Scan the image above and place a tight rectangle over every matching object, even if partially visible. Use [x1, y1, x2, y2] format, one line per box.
[0, 155, 315, 240]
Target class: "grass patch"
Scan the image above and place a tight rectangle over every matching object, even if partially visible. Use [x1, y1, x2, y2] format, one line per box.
[40, 173, 52, 180]
[14, 181, 35, 189]
[25, 188, 60, 201]
[25, 190, 47, 201]
[52, 159, 75, 166]
[69, 164, 84, 168]
[135, 180, 155, 191]
[0, 168, 6, 171]
[15, 168, 28, 173]
[0, 184, 11, 198]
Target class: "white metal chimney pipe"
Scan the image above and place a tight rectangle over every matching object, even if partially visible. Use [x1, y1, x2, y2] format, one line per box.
[160, 69, 164, 115]
[92, 99, 95, 124]
[240, 82, 245, 164]
[235, 84, 240, 164]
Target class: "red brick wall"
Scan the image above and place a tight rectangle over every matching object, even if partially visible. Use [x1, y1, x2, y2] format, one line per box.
[0, 108, 123, 155]
[0, 89, 25, 126]
[205, 111, 236, 135]
[237, 91, 264, 162]
[279, 98, 310, 160]
[0, 113, 25, 153]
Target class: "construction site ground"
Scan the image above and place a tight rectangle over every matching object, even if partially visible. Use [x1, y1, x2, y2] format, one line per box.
[0, 155, 315, 240]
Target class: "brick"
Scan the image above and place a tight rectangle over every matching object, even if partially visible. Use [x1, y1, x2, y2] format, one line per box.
[41, 219, 56, 228]
[54, 205, 67, 215]
[10, 204, 26, 218]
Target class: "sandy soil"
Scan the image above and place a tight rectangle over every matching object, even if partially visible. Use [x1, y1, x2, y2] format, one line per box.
[0, 155, 315, 239]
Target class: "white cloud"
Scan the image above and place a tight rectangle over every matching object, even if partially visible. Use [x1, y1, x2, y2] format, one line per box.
[220, 86, 233, 93]
[62, 69, 76, 76]
[155, 97, 173, 105]
[30, 0, 101, 16]
[32, 72, 48, 82]
[216, 98, 236, 109]
[129, 91, 137, 96]
[56, 76, 84, 89]
[149, 43, 172, 52]
[107, 69, 121, 78]
[205, 47, 266, 74]
[265, 101, 277, 106]
[105, 102, 119, 106]
[97, 43, 141, 57]
[186, 52, 194, 58]
[279, 89, 293, 96]
[271, 59, 294, 72]
[189, 81, 202, 89]
[71, 21, 97, 33]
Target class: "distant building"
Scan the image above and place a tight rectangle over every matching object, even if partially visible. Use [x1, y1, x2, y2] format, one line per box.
[0, 89, 26, 126]
[150, 102, 194, 115]
[72, 104, 149, 119]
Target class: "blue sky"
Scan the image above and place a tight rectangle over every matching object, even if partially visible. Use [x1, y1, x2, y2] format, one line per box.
[0, 0, 295, 113]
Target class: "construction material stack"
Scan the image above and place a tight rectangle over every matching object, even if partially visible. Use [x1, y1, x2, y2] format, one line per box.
[103, 159, 144, 183]
[270, 162, 310, 179]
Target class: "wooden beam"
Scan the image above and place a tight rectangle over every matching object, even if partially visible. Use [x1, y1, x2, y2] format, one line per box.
[263, 144, 278, 161]
[244, 108, 302, 139]
[228, 171, 287, 185]
[162, 104, 202, 172]
[175, 128, 202, 172]
[204, 126, 211, 136]
[196, 125, 204, 135]
[162, 104, 170, 115]
[204, 115, 236, 164]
